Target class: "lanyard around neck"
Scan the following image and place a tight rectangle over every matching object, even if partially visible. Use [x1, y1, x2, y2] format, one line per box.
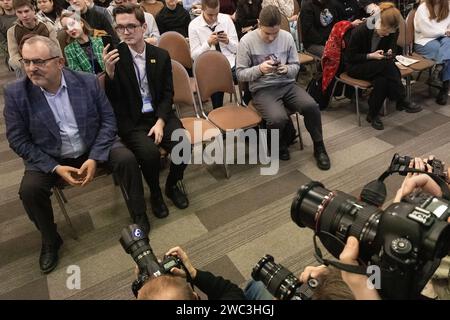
[132, 59, 147, 93]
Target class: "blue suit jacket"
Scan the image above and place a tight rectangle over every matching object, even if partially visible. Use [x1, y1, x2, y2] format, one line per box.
[4, 68, 117, 173]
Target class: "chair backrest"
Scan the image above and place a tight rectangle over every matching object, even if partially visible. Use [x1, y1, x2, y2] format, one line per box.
[159, 31, 193, 69]
[405, 8, 416, 50]
[193, 50, 236, 102]
[280, 14, 290, 33]
[296, 13, 304, 50]
[293, 0, 300, 15]
[97, 71, 106, 90]
[171, 59, 199, 116]
[397, 14, 407, 50]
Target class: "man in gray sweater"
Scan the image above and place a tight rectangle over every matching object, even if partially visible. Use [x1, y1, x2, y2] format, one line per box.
[236, 5, 330, 170]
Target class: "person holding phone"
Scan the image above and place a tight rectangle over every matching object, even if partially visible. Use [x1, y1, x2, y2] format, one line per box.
[60, 11, 106, 74]
[237, 5, 331, 169]
[189, 0, 239, 108]
[344, 2, 422, 131]
[103, 4, 190, 220]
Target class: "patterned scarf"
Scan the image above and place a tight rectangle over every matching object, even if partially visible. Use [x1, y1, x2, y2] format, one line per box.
[321, 20, 353, 92]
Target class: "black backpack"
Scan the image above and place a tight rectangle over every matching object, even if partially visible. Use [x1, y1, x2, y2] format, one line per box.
[306, 72, 333, 110]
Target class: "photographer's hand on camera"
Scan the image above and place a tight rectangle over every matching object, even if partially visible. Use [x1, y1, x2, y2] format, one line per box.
[165, 246, 197, 279]
[298, 265, 329, 284]
[394, 157, 449, 204]
[339, 237, 381, 300]
[164, 246, 246, 300]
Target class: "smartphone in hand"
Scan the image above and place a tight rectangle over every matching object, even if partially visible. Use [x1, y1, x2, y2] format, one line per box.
[102, 35, 115, 53]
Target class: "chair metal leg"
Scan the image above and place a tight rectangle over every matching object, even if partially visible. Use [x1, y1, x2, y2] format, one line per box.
[294, 113, 304, 150]
[406, 76, 412, 102]
[53, 187, 78, 240]
[223, 140, 230, 179]
[223, 163, 230, 179]
[382, 99, 387, 116]
[59, 187, 68, 203]
[355, 87, 361, 127]
[328, 78, 339, 108]
[259, 124, 269, 160]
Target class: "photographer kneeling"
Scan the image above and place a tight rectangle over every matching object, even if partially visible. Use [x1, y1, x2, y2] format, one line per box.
[137, 246, 246, 300]
[393, 156, 450, 299]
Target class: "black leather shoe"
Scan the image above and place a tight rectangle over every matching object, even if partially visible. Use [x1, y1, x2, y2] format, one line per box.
[279, 147, 290, 161]
[366, 115, 384, 130]
[150, 194, 169, 218]
[314, 148, 331, 170]
[165, 183, 189, 209]
[397, 99, 422, 113]
[133, 214, 150, 235]
[436, 89, 449, 105]
[40, 234, 63, 274]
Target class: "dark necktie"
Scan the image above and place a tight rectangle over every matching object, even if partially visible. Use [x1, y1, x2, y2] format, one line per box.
[208, 25, 222, 52]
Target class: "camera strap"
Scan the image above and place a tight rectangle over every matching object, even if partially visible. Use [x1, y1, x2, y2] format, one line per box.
[361, 168, 450, 206]
[312, 234, 368, 275]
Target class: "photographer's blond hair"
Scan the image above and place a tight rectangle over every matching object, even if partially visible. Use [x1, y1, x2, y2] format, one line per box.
[137, 275, 197, 300]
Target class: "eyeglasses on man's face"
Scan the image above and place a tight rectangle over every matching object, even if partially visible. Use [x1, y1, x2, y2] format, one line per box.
[114, 24, 142, 34]
[20, 56, 59, 67]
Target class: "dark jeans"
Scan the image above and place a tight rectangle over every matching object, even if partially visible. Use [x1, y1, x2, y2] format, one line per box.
[121, 116, 188, 196]
[251, 82, 323, 148]
[19, 142, 146, 245]
[347, 59, 406, 118]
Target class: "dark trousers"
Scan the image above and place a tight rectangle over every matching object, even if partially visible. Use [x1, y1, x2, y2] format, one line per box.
[121, 116, 188, 196]
[211, 66, 237, 108]
[252, 82, 323, 148]
[18, 143, 146, 245]
[347, 59, 406, 118]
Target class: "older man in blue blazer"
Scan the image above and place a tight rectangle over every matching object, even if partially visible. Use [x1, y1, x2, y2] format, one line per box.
[3, 35, 149, 274]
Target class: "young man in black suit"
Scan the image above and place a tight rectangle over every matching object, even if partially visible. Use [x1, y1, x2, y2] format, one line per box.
[103, 4, 189, 221]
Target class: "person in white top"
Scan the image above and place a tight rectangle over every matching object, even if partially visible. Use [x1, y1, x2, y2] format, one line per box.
[414, 0, 450, 105]
[188, 0, 238, 107]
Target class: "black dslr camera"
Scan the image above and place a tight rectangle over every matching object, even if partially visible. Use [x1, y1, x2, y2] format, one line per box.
[119, 224, 185, 297]
[290, 153, 450, 299]
[390, 153, 448, 182]
[252, 255, 318, 300]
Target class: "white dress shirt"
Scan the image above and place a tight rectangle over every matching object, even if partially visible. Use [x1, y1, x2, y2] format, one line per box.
[188, 12, 238, 68]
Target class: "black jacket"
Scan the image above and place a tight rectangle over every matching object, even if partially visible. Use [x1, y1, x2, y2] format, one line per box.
[193, 270, 246, 300]
[105, 42, 175, 137]
[344, 22, 398, 66]
[82, 7, 119, 45]
[155, 4, 191, 37]
[300, 0, 344, 49]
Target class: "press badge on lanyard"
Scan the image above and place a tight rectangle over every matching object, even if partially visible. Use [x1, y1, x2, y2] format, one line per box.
[134, 61, 154, 113]
[142, 96, 153, 113]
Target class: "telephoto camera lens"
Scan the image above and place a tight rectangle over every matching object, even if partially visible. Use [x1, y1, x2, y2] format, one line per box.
[251, 255, 301, 300]
[291, 181, 383, 260]
[119, 224, 162, 277]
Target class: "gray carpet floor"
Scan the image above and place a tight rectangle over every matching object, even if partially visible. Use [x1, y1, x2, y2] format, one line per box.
[1, 63, 449, 300]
